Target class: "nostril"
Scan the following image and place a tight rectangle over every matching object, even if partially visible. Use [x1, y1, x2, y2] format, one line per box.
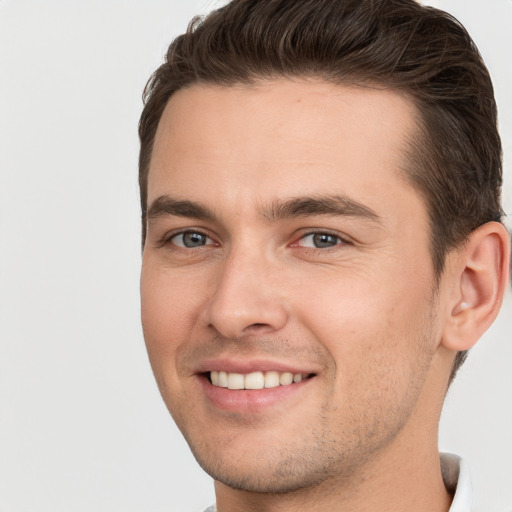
[242, 322, 275, 336]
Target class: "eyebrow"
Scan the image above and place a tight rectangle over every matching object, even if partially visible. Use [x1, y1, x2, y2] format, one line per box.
[147, 194, 382, 225]
[261, 195, 382, 224]
[147, 195, 217, 222]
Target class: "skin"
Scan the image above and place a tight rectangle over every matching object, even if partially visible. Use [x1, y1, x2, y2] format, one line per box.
[140, 79, 505, 512]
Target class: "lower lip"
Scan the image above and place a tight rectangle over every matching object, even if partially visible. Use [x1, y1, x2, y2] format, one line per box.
[198, 374, 313, 412]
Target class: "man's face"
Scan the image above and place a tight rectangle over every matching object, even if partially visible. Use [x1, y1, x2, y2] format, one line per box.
[141, 80, 444, 492]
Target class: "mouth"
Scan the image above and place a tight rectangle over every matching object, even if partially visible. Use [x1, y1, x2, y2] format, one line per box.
[196, 365, 317, 412]
[207, 370, 314, 390]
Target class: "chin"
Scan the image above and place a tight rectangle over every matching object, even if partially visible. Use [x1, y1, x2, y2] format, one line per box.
[197, 455, 334, 494]
[184, 429, 354, 495]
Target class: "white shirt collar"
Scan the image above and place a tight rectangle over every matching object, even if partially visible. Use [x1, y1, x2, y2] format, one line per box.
[441, 453, 473, 512]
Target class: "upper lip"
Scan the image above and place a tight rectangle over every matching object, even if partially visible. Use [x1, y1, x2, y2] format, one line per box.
[194, 358, 318, 375]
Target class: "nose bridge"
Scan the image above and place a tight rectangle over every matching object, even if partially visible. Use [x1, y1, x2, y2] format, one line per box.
[204, 241, 288, 339]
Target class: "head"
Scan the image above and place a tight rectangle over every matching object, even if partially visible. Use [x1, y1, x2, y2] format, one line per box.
[138, 0, 509, 500]
[139, 0, 503, 381]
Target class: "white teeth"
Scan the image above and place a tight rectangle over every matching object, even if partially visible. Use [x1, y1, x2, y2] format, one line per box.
[218, 371, 228, 387]
[245, 372, 265, 389]
[265, 371, 280, 388]
[210, 370, 309, 389]
[279, 372, 293, 385]
[227, 372, 245, 390]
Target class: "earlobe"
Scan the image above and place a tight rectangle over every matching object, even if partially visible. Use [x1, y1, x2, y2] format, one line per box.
[442, 221, 510, 352]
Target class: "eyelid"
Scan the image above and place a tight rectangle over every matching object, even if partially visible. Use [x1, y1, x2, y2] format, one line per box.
[155, 227, 351, 249]
[158, 228, 217, 248]
[290, 229, 351, 248]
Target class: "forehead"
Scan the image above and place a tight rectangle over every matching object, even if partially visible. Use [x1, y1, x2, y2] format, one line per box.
[148, 79, 423, 221]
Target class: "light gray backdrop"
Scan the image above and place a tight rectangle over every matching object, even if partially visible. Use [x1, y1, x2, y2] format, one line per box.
[0, 1, 510, 511]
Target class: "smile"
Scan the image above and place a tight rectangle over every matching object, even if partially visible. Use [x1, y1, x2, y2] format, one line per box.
[209, 370, 311, 390]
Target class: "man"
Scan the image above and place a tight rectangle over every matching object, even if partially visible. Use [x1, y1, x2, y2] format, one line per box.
[138, 1, 510, 511]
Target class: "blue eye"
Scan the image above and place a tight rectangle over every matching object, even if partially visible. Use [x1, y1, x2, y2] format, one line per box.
[171, 231, 212, 248]
[299, 232, 342, 248]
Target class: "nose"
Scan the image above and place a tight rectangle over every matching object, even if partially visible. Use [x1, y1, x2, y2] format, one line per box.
[202, 247, 289, 339]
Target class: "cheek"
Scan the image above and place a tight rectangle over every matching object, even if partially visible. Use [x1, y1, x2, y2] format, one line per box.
[295, 269, 433, 388]
[140, 265, 208, 418]
[140, 262, 202, 371]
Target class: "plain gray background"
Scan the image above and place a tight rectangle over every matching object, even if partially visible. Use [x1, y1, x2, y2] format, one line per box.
[0, 1, 510, 511]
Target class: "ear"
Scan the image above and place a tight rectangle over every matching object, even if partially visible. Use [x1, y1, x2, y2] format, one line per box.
[441, 221, 510, 351]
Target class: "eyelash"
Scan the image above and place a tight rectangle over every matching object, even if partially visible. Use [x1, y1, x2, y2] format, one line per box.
[158, 229, 351, 251]
[159, 229, 215, 249]
[292, 230, 349, 250]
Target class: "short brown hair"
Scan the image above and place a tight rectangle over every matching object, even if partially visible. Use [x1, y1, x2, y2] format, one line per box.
[139, 0, 503, 378]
